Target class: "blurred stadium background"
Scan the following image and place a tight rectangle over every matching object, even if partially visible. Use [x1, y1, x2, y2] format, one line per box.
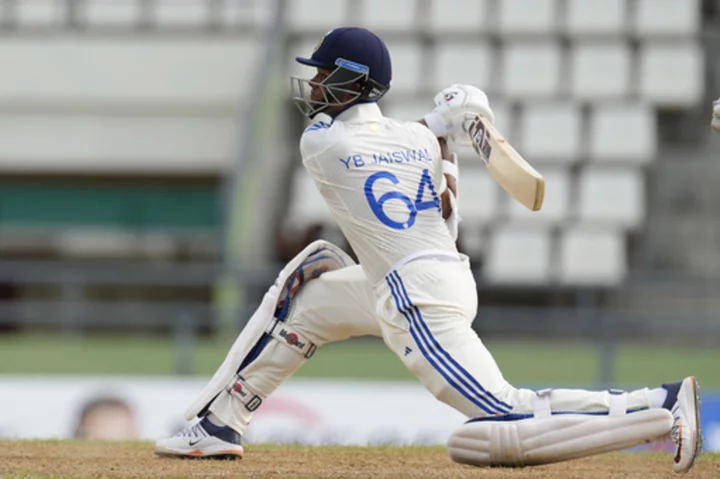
[1, 0, 720, 451]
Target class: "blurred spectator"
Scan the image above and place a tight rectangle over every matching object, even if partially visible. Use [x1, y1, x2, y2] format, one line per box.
[0, 282, 19, 333]
[72, 396, 139, 441]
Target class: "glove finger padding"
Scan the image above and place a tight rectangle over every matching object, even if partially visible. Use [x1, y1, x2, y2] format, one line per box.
[435, 85, 495, 124]
[424, 85, 495, 146]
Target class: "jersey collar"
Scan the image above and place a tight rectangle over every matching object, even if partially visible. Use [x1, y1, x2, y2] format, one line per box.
[333, 102, 384, 123]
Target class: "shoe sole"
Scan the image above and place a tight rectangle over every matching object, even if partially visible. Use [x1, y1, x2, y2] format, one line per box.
[155, 452, 242, 460]
[676, 377, 703, 474]
[155, 448, 243, 461]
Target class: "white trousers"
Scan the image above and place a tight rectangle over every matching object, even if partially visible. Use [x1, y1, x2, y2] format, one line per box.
[210, 258, 654, 433]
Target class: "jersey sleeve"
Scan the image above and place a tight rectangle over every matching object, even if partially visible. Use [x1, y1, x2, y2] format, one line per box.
[299, 120, 349, 187]
[300, 121, 334, 178]
[299, 121, 333, 159]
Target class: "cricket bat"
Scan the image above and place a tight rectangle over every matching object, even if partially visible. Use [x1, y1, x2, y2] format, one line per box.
[465, 115, 545, 211]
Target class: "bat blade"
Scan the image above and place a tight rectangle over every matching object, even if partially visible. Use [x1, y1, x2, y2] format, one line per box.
[466, 115, 545, 211]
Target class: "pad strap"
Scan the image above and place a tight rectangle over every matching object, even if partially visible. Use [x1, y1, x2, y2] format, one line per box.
[608, 390, 628, 416]
[226, 374, 263, 412]
[532, 388, 552, 418]
[266, 320, 317, 358]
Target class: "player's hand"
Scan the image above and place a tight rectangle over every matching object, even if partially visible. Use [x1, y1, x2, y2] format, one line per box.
[423, 85, 495, 143]
[712, 98, 720, 132]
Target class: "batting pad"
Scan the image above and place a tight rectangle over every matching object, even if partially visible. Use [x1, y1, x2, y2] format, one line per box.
[184, 240, 354, 421]
[447, 408, 672, 467]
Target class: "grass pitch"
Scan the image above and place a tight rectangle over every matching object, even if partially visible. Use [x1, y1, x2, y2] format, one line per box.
[1, 440, 719, 479]
[1, 333, 719, 388]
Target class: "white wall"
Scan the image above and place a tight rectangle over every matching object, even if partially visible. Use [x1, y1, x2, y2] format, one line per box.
[0, 38, 254, 104]
[0, 37, 257, 173]
[0, 115, 240, 173]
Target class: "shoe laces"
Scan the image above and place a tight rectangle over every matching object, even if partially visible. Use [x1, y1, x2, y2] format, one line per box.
[670, 405, 682, 445]
[174, 422, 208, 439]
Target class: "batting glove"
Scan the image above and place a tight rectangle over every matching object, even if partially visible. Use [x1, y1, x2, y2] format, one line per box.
[423, 84, 495, 145]
[712, 98, 720, 132]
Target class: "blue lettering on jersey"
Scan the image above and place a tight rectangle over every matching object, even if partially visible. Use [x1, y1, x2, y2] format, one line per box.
[338, 154, 364, 169]
[364, 168, 441, 230]
[377, 154, 391, 164]
[376, 148, 430, 164]
[337, 149, 432, 170]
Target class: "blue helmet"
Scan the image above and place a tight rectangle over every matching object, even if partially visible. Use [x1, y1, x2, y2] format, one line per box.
[292, 27, 392, 118]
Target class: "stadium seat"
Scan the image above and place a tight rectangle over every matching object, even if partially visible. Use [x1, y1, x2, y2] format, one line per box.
[576, 167, 645, 229]
[153, 0, 209, 27]
[558, 227, 627, 286]
[358, 0, 417, 31]
[483, 226, 552, 285]
[0, 114, 236, 167]
[381, 41, 424, 93]
[638, 42, 704, 108]
[15, 0, 65, 26]
[81, 0, 140, 27]
[286, 0, 347, 32]
[501, 41, 562, 100]
[569, 42, 631, 100]
[432, 41, 494, 93]
[497, 0, 558, 35]
[456, 167, 499, 228]
[634, 0, 700, 37]
[507, 167, 571, 225]
[220, 0, 273, 27]
[288, 169, 335, 227]
[54, 230, 140, 259]
[427, 0, 488, 33]
[564, 0, 626, 36]
[0, 38, 255, 105]
[518, 102, 581, 164]
[588, 104, 656, 164]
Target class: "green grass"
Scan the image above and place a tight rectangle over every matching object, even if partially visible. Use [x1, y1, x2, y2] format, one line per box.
[0, 333, 718, 388]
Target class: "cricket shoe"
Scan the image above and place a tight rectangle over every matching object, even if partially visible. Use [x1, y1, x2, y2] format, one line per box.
[662, 377, 702, 473]
[155, 417, 243, 459]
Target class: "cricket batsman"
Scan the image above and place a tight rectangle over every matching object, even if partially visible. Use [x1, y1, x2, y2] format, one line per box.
[155, 27, 702, 473]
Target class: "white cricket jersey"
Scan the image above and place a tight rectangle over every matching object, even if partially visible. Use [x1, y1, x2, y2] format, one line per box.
[300, 102, 459, 285]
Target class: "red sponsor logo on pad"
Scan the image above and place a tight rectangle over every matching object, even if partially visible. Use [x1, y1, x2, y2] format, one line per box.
[279, 328, 306, 350]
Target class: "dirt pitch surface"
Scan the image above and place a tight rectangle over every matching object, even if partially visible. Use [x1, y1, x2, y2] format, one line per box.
[1, 441, 719, 479]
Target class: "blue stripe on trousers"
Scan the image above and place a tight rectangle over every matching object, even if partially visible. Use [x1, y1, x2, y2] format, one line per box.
[385, 273, 508, 415]
[391, 271, 512, 413]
